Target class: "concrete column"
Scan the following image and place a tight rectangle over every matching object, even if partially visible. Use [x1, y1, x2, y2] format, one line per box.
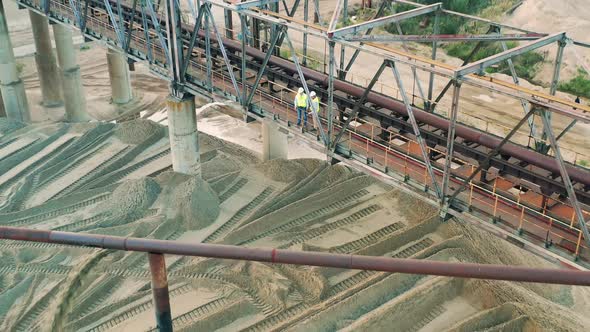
[0, 91, 5, 117]
[167, 95, 200, 176]
[261, 119, 287, 161]
[29, 10, 62, 107]
[107, 47, 133, 105]
[0, 1, 30, 122]
[53, 23, 89, 122]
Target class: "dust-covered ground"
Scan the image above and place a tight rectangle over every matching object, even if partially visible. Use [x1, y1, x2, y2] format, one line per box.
[1, 117, 590, 331]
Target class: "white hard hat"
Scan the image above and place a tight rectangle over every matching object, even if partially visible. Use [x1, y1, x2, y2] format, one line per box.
[310, 91, 316, 97]
[298, 87, 304, 94]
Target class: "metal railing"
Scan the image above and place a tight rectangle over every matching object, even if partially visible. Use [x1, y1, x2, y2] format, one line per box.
[0, 226, 589, 331]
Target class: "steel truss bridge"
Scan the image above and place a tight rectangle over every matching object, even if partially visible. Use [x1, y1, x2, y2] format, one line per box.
[13, 0, 590, 265]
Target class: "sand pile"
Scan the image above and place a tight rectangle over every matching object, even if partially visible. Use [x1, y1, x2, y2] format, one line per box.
[98, 178, 161, 227]
[279, 265, 328, 303]
[256, 158, 323, 183]
[170, 173, 220, 230]
[113, 119, 164, 144]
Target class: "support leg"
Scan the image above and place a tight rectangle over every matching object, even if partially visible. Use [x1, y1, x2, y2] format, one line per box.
[167, 94, 200, 176]
[148, 253, 172, 332]
[107, 47, 136, 121]
[29, 10, 62, 107]
[0, 1, 30, 122]
[53, 23, 89, 122]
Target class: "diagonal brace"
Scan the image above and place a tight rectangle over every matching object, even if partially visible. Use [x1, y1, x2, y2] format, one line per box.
[181, 4, 207, 78]
[540, 111, 590, 247]
[205, 5, 243, 104]
[246, 26, 285, 105]
[390, 60, 442, 199]
[448, 109, 535, 204]
[331, 61, 388, 150]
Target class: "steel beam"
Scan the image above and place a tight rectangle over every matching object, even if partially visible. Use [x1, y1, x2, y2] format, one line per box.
[235, 0, 280, 10]
[332, 61, 388, 150]
[455, 33, 567, 78]
[426, 9, 440, 111]
[328, 0, 345, 32]
[501, 40, 535, 135]
[390, 61, 442, 199]
[540, 111, 590, 247]
[391, 0, 541, 35]
[342, 0, 390, 79]
[182, 4, 206, 78]
[448, 109, 536, 204]
[441, 81, 461, 207]
[330, 3, 441, 38]
[540, 39, 566, 146]
[303, 0, 308, 65]
[165, 0, 186, 95]
[205, 5, 242, 103]
[327, 41, 336, 149]
[343, 33, 546, 43]
[393, 22, 426, 105]
[246, 26, 284, 105]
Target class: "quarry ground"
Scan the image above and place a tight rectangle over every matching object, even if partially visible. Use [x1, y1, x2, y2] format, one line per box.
[1, 0, 590, 331]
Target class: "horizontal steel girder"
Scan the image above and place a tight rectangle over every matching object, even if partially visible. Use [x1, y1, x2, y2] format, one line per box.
[344, 33, 548, 43]
[329, 3, 441, 38]
[234, 0, 280, 10]
[455, 32, 567, 77]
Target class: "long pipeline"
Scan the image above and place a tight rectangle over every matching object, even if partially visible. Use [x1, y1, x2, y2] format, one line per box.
[1, 226, 589, 285]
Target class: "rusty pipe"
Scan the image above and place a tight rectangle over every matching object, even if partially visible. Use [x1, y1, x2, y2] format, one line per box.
[148, 253, 173, 332]
[0, 226, 589, 286]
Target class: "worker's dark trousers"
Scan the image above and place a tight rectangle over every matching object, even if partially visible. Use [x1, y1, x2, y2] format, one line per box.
[297, 107, 307, 126]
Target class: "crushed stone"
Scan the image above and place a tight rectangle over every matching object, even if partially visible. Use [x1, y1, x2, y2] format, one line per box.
[98, 178, 161, 227]
[114, 119, 164, 144]
[172, 175, 220, 230]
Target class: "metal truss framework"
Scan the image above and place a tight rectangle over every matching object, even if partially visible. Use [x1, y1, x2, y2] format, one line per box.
[13, 0, 590, 250]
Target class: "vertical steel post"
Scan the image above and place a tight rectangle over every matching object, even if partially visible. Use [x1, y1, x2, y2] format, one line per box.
[241, 14, 247, 112]
[541, 39, 566, 144]
[540, 111, 590, 247]
[441, 81, 461, 214]
[148, 253, 172, 332]
[224, 9, 233, 39]
[303, 0, 308, 66]
[313, 0, 320, 23]
[500, 39, 535, 135]
[338, 0, 347, 78]
[427, 9, 440, 111]
[204, 6, 212, 92]
[328, 41, 336, 150]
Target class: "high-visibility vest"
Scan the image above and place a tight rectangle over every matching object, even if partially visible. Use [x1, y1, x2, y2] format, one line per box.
[296, 93, 308, 107]
[311, 97, 320, 112]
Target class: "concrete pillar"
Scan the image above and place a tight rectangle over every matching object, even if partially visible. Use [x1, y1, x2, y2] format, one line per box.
[0, 1, 30, 122]
[0, 91, 5, 117]
[107, 47, 133, 105]
[261, 119, 288, 161]
[167, 95, 200, 176]
[29, 10, 62, 107]
[53, 23, 89, 122]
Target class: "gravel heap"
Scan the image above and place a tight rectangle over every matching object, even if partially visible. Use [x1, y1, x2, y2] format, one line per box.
[99, 178, 161, 227]
[173, 175, 220, 230]
[114, 119, 164, 144]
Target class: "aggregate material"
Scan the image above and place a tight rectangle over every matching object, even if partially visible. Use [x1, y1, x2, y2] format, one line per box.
[0, 117, 589, 332]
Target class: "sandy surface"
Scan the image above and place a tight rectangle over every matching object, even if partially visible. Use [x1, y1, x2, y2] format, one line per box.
[1, 2, 590, 331]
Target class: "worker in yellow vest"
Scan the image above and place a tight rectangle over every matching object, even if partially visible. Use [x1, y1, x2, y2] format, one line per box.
[309, 91, 320, 131]
[294, 87, 308, 127]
